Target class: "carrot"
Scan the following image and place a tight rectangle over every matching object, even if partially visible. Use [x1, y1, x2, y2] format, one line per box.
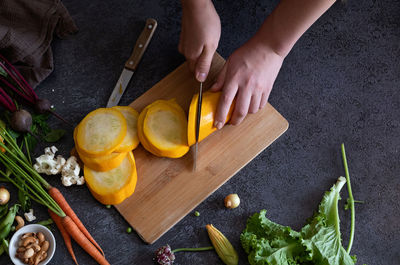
[48, 186, 105, 256]
[48, 209, 79, 265]
[62, 216, 110, 265]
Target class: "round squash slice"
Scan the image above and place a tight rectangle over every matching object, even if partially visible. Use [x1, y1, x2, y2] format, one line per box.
[73, 124, 127, 171]
[137, 104, 162, 156]
[112, 106, 140, 152]
[84, 151, 137, 205]
[143, 100, 189, 158]
[76, 108, 127, 157]
[79, 151, 128, 172]
[188, 91, 235, 146]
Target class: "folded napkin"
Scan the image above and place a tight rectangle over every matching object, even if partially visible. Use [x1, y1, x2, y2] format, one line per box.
[0, 0, 78, 88]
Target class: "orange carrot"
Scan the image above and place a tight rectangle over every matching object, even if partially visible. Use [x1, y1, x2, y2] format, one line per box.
[62, 216, 110, 265]
[48, 186, 105, 256]
[48, 209, 79, 265]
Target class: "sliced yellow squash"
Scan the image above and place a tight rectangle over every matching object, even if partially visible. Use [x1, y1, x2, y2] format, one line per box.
[79, 151, 128, 172]
[84, 152, 137, 205]
[188, 91, 235, 146]
[143, 100, 189, 158]
[76, 108, 127, 157]
[112, 106, 140, 152]
[137, 104, 162, 156]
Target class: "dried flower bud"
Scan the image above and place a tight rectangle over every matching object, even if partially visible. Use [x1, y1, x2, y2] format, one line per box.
[155, 244, 175, 265]
[206, 224, 238, 265]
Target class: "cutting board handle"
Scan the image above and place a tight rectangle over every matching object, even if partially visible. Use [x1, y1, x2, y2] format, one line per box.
[125, 18, 158, 71]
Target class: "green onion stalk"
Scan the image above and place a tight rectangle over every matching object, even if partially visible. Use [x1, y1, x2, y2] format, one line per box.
[0, 126, 65, 217]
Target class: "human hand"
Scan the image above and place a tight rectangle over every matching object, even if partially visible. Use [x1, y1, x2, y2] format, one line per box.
[209, 36, 284, 128]
[179, 0, 221, 82]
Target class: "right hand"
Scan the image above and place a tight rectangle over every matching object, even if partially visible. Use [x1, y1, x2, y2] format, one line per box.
[179, 0, 221, 82]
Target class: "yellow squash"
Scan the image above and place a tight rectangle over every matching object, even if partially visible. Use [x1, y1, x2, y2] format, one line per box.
[188, 91, 235, 146]
[142, 100, 189, 158]
[84, 151, 137, 205]
[137, 104, 162, 156]
[76, 108, 127, 157]
[79, 151, 128, 172]
[112, 106, 140, 152]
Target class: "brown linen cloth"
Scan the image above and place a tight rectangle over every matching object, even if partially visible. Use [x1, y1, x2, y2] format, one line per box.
[0, 0, 78, 88]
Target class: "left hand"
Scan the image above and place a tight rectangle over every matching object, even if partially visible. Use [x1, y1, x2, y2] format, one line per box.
[209, 36, 284, 128]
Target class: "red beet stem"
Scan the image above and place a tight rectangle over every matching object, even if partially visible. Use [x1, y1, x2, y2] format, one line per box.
[0, 55, 37, 100]
[0, 76, 35, 104]
[49, 109, 73, 127]
[0, 86, 17, 112]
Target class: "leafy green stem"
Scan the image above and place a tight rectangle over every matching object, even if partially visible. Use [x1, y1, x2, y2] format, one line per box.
[24, 134, 32, 165]
[341, 143, 355, 253]
[172, 246, 214, 253]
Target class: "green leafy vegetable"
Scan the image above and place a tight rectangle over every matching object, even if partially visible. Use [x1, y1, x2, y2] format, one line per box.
[300, 177, 355, 265]
[37, 218, 54, 230]
[241, 144, 359, 265]
[241, 177, 355, 265]
[240, 210, 307, 265]
[44, 129, 65, 142]
[37, 218, 54, 226]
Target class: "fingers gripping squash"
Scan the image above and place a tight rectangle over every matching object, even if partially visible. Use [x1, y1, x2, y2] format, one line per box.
[84, 152, 137, 205]
[76, 108, 127, 157]
[188, 91, 235, 146]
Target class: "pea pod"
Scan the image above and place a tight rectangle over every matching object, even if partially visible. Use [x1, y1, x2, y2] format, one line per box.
[1, 239, 8, 255]
[0, 244, 4, 256]
[0, 204, 19, 241]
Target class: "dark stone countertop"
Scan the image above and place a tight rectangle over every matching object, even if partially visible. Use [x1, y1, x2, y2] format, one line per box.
[1, 0, 399, 264]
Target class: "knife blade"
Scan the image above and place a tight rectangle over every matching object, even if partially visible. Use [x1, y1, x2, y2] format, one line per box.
[106, 18, 157, 107]
[193, 81, 203, 171]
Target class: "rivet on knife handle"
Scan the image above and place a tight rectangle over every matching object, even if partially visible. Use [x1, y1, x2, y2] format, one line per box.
[124, 18, 158, 71]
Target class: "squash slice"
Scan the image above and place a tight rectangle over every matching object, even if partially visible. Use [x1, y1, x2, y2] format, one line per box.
[84, 152, 137, 205]
[76, 108, 127, 157]
[137, 104, 162, 156]
[73, 124, 128, 172]
[143, 100, 189, 158]
[79, 151, 128, 172]
[188, 91, 235, 146]
[112, 106, 140, 152]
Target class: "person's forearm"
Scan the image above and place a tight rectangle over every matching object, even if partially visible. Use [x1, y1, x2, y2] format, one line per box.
[256, 0, 336, 57]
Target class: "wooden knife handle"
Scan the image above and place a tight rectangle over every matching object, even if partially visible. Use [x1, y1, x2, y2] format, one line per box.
[124, 18, 157, 71]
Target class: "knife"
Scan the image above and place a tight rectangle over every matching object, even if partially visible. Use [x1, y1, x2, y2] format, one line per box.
[193, 81, 203, 171]
[106, 18, 157, 107]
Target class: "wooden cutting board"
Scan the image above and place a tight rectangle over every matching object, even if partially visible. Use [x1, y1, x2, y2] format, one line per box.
[115, 53, 289, 244]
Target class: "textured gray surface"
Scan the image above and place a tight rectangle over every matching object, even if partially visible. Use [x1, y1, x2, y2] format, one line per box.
[1, 0, 400, 264]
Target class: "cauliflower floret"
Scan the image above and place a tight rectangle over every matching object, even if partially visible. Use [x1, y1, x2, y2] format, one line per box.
[61, 156, 85, 186]
[24, 209, 36, 222]
[33, 146, 66, 175]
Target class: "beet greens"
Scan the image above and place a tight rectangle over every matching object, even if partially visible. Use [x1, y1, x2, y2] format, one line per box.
[0, 54, 70, 125]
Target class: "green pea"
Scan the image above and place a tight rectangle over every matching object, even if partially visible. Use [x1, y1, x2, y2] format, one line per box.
[194, 211, 200, 217]
[126, 227, 132, 234]
[105, 205, 111, 209]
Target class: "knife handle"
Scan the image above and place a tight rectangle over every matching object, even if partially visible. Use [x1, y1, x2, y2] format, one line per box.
[125, 18, 157, 71]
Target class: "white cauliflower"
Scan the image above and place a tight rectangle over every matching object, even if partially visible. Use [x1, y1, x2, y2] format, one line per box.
[34, 146, 84, 187]
[61, 156, 85, 186]
[33, 146, 66, 175]
[24, 209, 36, 222]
